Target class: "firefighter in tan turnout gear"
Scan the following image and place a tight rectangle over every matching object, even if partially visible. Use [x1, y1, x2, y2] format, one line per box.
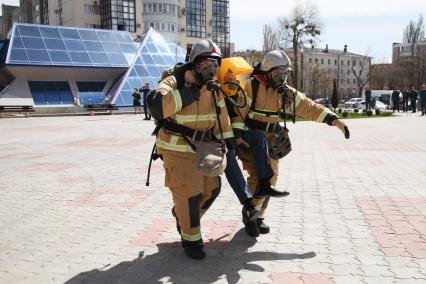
[232, 50, 350, 237]
[147, 39, 234, 259]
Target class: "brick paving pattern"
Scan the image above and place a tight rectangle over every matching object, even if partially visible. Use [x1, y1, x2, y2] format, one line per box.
[0, 114, 425, 283]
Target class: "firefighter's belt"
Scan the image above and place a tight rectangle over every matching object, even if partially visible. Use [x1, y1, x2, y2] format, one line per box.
[245, 117, 282, 134]
[163, 120, 213, 142]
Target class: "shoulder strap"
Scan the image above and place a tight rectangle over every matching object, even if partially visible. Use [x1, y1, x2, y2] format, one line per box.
[250, 78, 260, 111]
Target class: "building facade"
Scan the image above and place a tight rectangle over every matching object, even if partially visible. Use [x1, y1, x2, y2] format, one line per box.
[286, 45, 371, 99]
[2, 0, 231, 57]
[0, 4, 19, 38]
[0, 23, 186, 113]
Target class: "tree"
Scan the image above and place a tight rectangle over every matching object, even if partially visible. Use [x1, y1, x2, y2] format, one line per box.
[277, 1, 321, 90]
[304, 63, 331, 99]
[262, 24, 279, 52]
[331, 78, 339, 112]
[351, 55, 371, 97]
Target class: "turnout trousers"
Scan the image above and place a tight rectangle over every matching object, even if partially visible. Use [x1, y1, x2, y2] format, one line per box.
[163, 152, 221, 244]
[238, 132, 279, 216]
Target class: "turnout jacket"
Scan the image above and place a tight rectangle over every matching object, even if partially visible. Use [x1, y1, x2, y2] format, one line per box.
[149, 75, 234, 155]
[232, 75, 338, 132]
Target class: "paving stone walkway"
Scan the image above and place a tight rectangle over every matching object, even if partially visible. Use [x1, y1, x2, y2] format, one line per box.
[0, 114, 425, 283]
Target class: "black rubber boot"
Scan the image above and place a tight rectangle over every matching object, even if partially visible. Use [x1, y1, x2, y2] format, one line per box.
[256, 218, 270, 234]
[182, 239, 206, 260]
[171, 207, 181, 235]
[242, 203, 260, 238]
[254, 179, 289, 198]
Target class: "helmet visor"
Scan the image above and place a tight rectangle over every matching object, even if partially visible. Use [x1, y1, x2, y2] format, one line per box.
[195, 58, 219, 83]
[268, 66, 290, 88]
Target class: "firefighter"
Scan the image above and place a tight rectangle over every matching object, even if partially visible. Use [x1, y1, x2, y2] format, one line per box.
[147, 39, 234, 259]
[232, 50, 350, 237]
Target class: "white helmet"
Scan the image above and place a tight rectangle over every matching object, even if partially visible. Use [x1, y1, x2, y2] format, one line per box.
[189, 39, 222, 64]
[260, 50, 292, 72]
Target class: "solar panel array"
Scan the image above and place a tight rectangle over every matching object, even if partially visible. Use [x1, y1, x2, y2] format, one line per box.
[7, 24, 138, 68]
[113, 29, 186, 106]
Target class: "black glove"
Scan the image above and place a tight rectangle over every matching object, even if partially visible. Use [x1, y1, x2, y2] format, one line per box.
[276, 84, 289, 96]
[179, 85, 200, 108]
[206, 80, 221, 92]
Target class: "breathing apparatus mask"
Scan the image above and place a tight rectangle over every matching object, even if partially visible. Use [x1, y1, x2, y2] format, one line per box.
[194, 57, 219, 85]
[267, 66, 289, 90]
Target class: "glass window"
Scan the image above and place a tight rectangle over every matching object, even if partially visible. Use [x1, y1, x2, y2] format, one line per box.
[39, 27, 61, 39]
[97, 31, 116, 42]
[17, 25, 41, 37]
[12, 37, 24, 48]
[141, 54, 154, 64]
[146, 65, 160, 77]
[83, 41, 104, 52]
[48, 50, 71, 63]
[114, 32, 133, 43]
[69, 51, 91, 63]
[152, 54, 166, 65]
[9, 48, 28, 61]
[107, 53, 128, 65]
[64, 40, 86, 51]
[119, 43, 137, 53]
[22, 37, 45, 49]
[146, 43, 159, 53]
[44, 38, 66, 50]
[88, 52, 110, 64]
[59, 28, 80, 40]
[123, 53, 135, 64]
[78, 30, 99, 41]
[26, 49, 50, 62]
[101, 42, 121, 53]
[134, 65, 149, 76]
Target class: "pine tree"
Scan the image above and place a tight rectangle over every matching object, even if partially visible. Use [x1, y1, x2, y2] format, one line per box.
[331, 78, 339, 112]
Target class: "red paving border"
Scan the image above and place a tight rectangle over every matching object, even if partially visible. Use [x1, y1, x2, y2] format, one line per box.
[356, 196, 426, 258]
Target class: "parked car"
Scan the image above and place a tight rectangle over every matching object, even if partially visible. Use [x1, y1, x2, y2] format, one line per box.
[359, 100, 389, 110]
[344, 98, 362, 109]
[314, 98, 329, 106]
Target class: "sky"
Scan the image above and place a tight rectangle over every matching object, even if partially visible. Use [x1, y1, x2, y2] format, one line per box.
[1, 0, 425, 62]
[230, 0, 426, 63]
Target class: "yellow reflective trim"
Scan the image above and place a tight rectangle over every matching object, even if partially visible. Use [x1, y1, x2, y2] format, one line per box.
[158, 82, 172, 91]
[171, 89, 182, 113]
[222, 131, 234, 139]
[181, 232, 202, 242]
[246, 94, 252, 106]
[248, 110, 280, 118]
[217, 99, 225, 108]
[232, 122, 247, 130]
[156, 139, 195, 153]
[174, 113, 217, 123]
[170, 135, 179, 145]
[316, 108, 336, 122]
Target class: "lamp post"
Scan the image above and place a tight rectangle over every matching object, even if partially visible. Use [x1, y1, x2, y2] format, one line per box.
[300, 46, 304, 92]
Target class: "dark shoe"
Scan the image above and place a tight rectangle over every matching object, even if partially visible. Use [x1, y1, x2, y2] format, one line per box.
[242, 199, 262, 222]
[182, 239, 205, 260]
[256, 218, 270, 234]
[171, 207, 181, 235]
[183, 246, 206, 259]
[244, 219, 260, 237]
[255, 180, 289, 198]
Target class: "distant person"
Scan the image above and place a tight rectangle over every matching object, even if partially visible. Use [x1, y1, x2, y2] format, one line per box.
[420, 84, 426, 116]
[365, 89, 372, 110]
[371, 97, 376, 109]
[140, 83, 151, 120]
[402, 88, 409, 112]
[391, 88, 401, 112]
[132, 88, 142, 114]
[409, 86, 418, 113]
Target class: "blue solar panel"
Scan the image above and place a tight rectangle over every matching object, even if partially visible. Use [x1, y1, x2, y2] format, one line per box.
[6, 23, 137, 68]
[111, 28, 186, 106]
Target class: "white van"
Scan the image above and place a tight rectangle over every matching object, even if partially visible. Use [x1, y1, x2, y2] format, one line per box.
[362, 90, 393, 106]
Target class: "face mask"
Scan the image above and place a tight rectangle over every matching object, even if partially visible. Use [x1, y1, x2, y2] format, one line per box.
[195, 58, 219, 84]
[267, 67, 288, 89]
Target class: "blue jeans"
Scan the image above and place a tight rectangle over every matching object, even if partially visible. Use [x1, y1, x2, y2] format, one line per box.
[225, 130, 274, 204]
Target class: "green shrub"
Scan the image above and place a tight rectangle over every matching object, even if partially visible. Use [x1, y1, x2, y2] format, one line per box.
[366, 110, 373, 116]
[375, 108, 381, 115]
[342, 111, 348, 118]
[381, 111, 392, 116]
[362, 109, 367, 113]
[354, 108, 359, 113]
[338, 108, 342, 113]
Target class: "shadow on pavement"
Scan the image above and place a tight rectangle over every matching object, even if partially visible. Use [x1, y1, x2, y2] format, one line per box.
[65, 229, 316, 284]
